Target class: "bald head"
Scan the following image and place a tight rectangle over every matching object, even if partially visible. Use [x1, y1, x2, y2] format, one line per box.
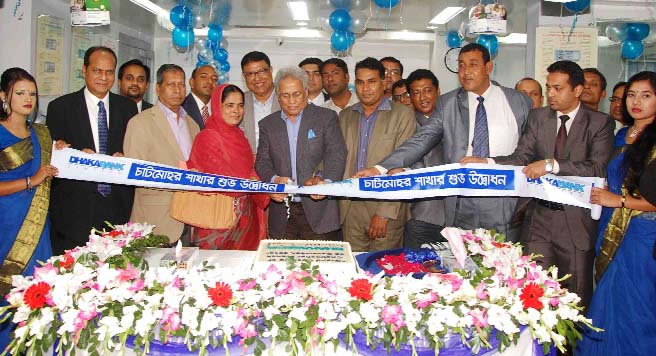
[515, 77, 543, 109]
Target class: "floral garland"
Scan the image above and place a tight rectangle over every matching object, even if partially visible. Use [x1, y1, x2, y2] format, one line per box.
[0, 224, 597, 356]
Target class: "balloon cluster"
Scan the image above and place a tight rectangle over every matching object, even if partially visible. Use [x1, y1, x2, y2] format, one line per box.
[170, 1, 232, 84]
[327, 0, 369, 53]
[563, 0, 590, 14]
[446, 29, 498, 59]
[606, 23, 654, 60]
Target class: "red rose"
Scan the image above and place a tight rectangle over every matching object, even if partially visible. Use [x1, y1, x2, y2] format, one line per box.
[23, 282, 51, 310]
[208, 282, 233, 307]
[348, 279, 373, 301]
[60, 254, 75, 269]
[520, 282, 544, 310]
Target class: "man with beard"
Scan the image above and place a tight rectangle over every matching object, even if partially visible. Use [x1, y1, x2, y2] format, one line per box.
[118, 59, 152, 112]
[182, 64, 218, 129]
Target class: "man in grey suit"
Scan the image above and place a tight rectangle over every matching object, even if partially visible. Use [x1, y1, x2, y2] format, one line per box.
[462, 60, 615, 308]
[255, 67, 347, 240]
[356, 43, 533, 238]
[240, 51, 281, 152]
[401, 69, 446, 248]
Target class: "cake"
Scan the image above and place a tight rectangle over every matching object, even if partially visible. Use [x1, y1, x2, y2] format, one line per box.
[252, 240, 358, 276]
[159, 246, 199, 270]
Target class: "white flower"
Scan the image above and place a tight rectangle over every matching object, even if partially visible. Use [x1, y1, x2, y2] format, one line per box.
[28, 308, 54, 338]
[318, 302, 338, 321]
[135, 308, 157, 337]
[533, 325, 551, 343]
[359, 303, 380, 324]
[345, 311, 362, 325]
[323, 319, 347, 341]
[289, 306, 308, 322]
[540, 309, 558, 329]
[181, 304, 200, 331]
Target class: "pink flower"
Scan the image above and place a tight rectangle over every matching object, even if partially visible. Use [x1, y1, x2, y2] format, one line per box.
[416, 292, 438, 309]
[544, 279, 560, 290]
[436, 274, 464, 291]
[322, 280, 338, 295]
[470, 308, 489, 328]
[161, 307, 181, 332]
[381, 305, 405, 332]
[274, 281, 291, 297]
[237, 279, 257, 291]
[33, 263, 58, 279]
[476, 283, 488, 300]
[549, 298, 560, 307]
[128, 278, 145, 292]
[506, 277, 524, 291]
[117, 264, 140, 282]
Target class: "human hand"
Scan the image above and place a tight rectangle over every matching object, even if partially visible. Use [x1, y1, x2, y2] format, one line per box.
[388, 168, 406, 176]
[112, 152, 124, 157]
[353, 167, 382, 178]
[367, 215, 389, 239]
[590, 187, 621, 208]
[274, 176, 292, 184]
[82, 148, 96, 154]
[523, 160, 548, 179]
[304, 176, 326, 200]
[269, 193, 288, 203]
[54, 140, 70, 150]
[31, 164, 59, 186]
[460, 156, 488, 165]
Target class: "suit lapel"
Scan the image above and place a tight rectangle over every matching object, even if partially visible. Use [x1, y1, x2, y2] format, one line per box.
[564, 107, 587, 157]
[107, 93, 124, 154]
[153, 104, 184, 161]
[273, 112, 292, 178]
[369, 109, 390, 165]
[296, 105, 312, 170]
[76, 89, 96, 151]
[456, 89, 470, 160]
[544, 109, 558, 157]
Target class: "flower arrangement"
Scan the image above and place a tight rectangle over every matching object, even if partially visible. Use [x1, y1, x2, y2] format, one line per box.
[0, 225, 597, 356]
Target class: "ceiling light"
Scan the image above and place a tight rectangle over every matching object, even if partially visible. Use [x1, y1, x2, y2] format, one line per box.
[287, 1, 310, 22]
[297, 21, 308, 26]
[429, 7, 465, 25]
[129, 0, 166, 16]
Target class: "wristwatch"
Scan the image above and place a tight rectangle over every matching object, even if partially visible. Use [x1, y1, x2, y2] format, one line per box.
[545, 159, 554, 173]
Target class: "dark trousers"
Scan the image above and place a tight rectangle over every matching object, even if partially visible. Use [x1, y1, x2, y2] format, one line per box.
[270, 202, 338, 241]
[403, 219, 445, 249]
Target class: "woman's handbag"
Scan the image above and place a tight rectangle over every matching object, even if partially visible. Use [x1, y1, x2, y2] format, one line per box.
[170, 191, 237, 229]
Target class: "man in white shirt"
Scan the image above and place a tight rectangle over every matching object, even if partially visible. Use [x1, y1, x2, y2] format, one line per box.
[321, 58, 358, 114]
[299, 57, 328, 107]
[118, 59, 152, 112]
[355, 43, 533, 238]
[182, 64, 218, 129]
[239, 51, 280, 152]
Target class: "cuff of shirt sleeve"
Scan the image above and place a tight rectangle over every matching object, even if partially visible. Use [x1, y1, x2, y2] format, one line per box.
[552, 160, 560, 174]
[374, 165, 387, 175]
[486, 158, 495, 164]
[271, 175, 279, 183]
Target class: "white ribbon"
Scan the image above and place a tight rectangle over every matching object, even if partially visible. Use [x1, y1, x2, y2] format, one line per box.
[50, 147, 604, 219]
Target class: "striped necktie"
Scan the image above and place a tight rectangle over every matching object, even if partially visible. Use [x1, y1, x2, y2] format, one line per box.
[97, 101, 111, 196]
[201, 105, 209, 124]
[472, 96, 489, 157]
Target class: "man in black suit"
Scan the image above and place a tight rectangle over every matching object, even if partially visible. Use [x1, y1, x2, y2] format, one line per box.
[47, 46, 138, 254]
[181, 64, 218, 129]
[118, 59, 153, 112]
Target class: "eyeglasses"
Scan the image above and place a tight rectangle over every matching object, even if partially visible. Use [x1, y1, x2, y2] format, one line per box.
[385, 69, 401, 76]
[243, 67, 270, 79]
[609, 96, 622, 103]
[393, 92, 410, 101]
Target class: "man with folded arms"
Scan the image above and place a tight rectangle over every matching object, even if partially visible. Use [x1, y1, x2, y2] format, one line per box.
[461, 60, 614, 308]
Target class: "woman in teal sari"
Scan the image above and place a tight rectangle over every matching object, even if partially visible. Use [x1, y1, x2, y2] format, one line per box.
[578, 71, 656, 355]
[0, 68, 61, 349]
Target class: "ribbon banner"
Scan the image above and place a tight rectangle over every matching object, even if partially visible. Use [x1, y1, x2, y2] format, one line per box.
[50, 147, 603, 219]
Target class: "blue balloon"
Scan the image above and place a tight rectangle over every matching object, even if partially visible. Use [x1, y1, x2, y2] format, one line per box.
[172, 27, 194, 49]
[213, 47, 228, 62]
[346, 31, 356, 46]
[564, 0, 590, 13]
[208, 24, 223, 43]
[330, 0, 352, 9]
[329, 9, 351, 31]
[206, 39, 220, 52]
[331, 30, 350, 52]
[446, 31, 462, 48]
[622, 40, 644, 60]
[170, 5, 195, 30]
[197, 48, 212, 63]
[220, 60, 231, 72]
[627, 23, 650, 41]
[476, 34, 499, 57]
[374, 0, 400, 8]
[196, 60, 209, 68]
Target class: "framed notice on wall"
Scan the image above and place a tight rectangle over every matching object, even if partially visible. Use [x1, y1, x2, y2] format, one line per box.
[534, 27, 598, 90]
[36, 15, 65, 96]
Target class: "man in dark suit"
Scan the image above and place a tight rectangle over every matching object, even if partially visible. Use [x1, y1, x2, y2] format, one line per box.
[462, 60, 615, 308]
[182, 64, 218, 129]
[355, 44, 533, 239]
[118, 59, 153, 112]
[47, 46, 138, 254]
[255, 66, 346, 240]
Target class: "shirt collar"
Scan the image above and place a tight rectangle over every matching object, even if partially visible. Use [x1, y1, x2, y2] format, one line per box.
[281, 109, 304, 122]
[351, 96, 392, 114]
[158, 101, 187, 120]
[191, 92, 209, 110]
[84, 87, 109, 107]
[467, 81, 494, 101]
[254, 91, 275, 106]
[557, 102, 581, 120]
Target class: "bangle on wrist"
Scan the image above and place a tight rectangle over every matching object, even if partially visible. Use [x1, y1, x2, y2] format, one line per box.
[621, 194, 627, 208]
[26, 176, 32, 191]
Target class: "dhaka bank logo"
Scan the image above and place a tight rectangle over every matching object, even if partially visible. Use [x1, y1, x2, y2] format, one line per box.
[69, 156, 125, 171]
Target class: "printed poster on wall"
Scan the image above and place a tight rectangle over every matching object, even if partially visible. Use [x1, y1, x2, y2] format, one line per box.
[534, 27, 598, 91]
[36, 15, 65, 96]
[69, 27, 93, 91]
[70, 0, 110, 26]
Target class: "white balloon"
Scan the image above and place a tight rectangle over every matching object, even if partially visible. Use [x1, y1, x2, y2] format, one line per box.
[352, 0, 370, 11]
[194, 38, 207, 52]
[349, 11, 368, 34]
[605, 23, 628, 43]
[642, 23, 656, 44]
[220, 37, 229, 49]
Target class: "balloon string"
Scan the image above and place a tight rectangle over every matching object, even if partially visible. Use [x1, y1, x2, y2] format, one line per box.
[386, 1, 392, 31]
[399, 0, 404, 26]
[619, 59, 625, 81]
[567, 13, 578, 43]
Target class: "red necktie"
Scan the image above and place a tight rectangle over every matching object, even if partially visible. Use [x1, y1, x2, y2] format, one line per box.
[554, 115, 570, 160]
[201, 105, 209, 124]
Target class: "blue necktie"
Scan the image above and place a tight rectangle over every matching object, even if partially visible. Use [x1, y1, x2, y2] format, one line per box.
[472, 96, 489, 157]
[97, 101, 111, 196]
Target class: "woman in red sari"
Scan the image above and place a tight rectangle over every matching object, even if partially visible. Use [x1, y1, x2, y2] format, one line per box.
[187, 84, 269, 250]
